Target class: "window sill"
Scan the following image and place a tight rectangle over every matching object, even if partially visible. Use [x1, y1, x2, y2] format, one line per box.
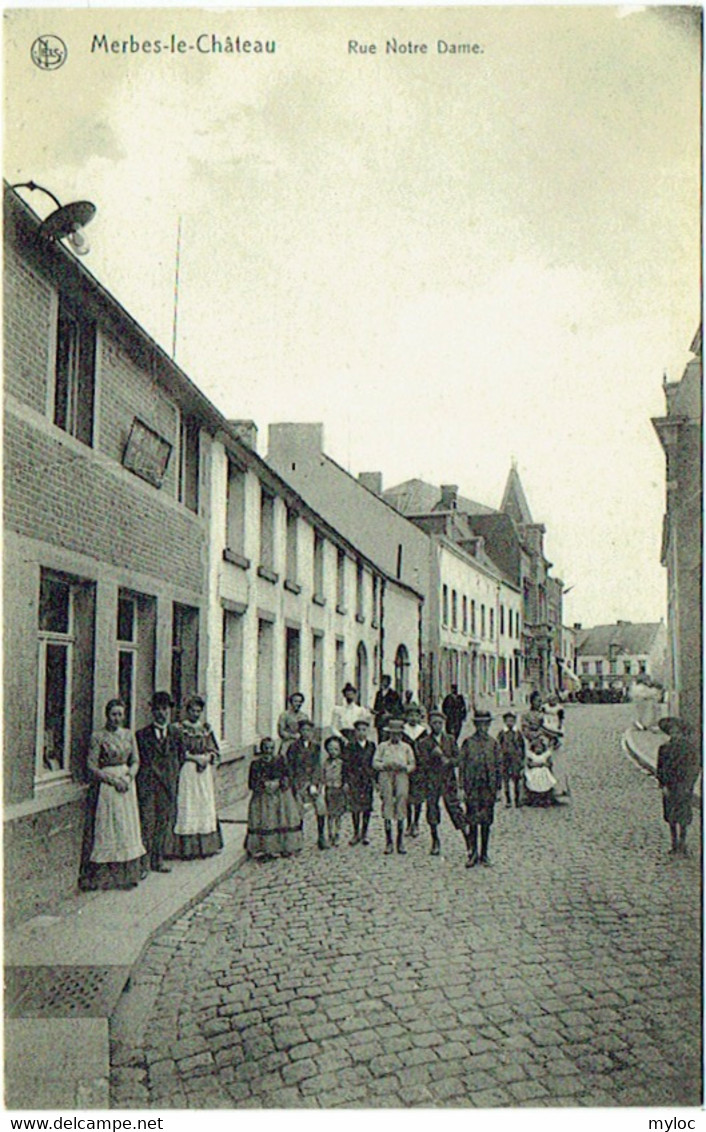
[223, 548, 251, 570]
[336, 604, 347, 615]
[312, 593, 326, 607]
[284, 579, 302, 595]
[355, 613, 365, 624]
[257, 565, 279, 584]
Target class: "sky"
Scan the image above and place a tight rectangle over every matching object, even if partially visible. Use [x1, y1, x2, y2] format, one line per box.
[4, 4, 702, 629]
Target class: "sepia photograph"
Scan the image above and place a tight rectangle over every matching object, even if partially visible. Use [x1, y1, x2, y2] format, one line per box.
[3, 2, 702, 1118]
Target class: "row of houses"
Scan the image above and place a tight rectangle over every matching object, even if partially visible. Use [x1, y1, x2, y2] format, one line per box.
[4, 183, 565, 919]
[574, 621, 667, 693]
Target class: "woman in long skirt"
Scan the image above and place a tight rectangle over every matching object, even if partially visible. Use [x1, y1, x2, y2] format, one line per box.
[170, 695, 224, 859]
[79, 699, 148, 891]
[245, 737, 303, 859]
[656, 717, 701, 856]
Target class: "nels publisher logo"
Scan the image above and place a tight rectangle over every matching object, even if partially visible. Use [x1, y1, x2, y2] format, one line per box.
[31, 35, 67, 70]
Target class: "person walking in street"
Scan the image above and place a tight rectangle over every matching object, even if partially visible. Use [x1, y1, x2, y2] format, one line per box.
[343, 718, 376, 845]
[372, 675, 403, 742]
[373, 719, 416, 854]
[331, 683, 367, 744]
[136, 691, 181, 873]
[245, 737, 302, 860]
[416, 709, 472, 856]
[79, 698, 148, 891]
[287, 718, 328, 850]
[322, 735, 347, 846]
[171, 695, 224, 859]
[459, 710, 502, 868]
[403, 702, 428, 838]
[277, 692, 307, 757]
[442, 684, 467, 741]
[497, 710, 526, 808]
[656, 717, 701, 857]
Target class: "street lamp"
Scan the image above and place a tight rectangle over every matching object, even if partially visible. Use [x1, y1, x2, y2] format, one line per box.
[11, 180, 96, 255]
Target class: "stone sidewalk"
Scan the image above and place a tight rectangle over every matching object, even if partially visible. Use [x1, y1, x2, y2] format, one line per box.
[4, 799, 249, 1109]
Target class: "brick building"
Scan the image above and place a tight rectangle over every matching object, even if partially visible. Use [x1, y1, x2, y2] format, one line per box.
[4, 185, 221, 921]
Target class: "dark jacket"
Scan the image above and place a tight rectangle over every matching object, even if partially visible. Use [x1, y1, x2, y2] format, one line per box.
[442, 693, 467, 737]
[286, 738, 323, 797]
[136, 723, 182, 860]
[497, 728, 526, 776]
[460, 733, 502, 824]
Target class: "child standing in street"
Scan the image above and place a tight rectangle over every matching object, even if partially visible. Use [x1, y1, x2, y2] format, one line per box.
[322, 735, 347, 846]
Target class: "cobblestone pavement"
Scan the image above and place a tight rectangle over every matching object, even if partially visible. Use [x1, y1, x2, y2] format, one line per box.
[111, 704, 702, 1109]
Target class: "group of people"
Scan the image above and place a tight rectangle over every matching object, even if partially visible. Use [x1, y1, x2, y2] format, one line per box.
[78, 692, 223, 891]
[245, 682, 569, 868]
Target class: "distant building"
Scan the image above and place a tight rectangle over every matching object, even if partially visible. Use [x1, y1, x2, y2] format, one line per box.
[266, 426, 521, 709]
[575, 622, 667, 694]
[383, 466, 564, 698]
[652, 328, 702, 741]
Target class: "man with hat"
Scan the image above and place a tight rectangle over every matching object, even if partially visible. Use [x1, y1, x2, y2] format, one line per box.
[459, 710, 502, 867]
[372, 718, 416, 854]
[332, 682, 368, 744]
[372, 674, 403, 743]
[415, 709, 472, 856]
[497, 710, 526, 808]
[136, 691, 182, 872]
[287, 717, 328, 850]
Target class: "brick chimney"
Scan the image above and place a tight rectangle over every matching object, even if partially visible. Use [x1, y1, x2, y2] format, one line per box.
[358, 472, 383, 495]
[440, 484, 459, 510]
[229, 420, 258, 451]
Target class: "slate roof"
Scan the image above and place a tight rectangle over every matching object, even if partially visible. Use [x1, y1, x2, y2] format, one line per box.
[382, 478, 494, 517]
[576, 623, 664, 657]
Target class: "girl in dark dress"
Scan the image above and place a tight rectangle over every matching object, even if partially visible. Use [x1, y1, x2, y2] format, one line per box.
[245, 737, 303, 859]
[656, 718, 700, 856]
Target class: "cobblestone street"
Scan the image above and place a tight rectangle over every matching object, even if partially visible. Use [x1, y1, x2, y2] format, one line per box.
[111, 704, 702, 1109]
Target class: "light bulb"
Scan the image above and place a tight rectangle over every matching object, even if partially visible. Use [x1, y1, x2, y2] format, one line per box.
[68, 228, 90, 255]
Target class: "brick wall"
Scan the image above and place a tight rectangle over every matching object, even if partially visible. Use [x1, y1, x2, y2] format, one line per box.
[5, 411, 204, 592]
[99, 338, 179, 498]
[4, 242, 54, 414]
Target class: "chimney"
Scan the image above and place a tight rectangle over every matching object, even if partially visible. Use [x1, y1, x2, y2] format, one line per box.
[359, 472, 383, 495]
[229, 420, 258, 451]
[440, 484, 459, 510]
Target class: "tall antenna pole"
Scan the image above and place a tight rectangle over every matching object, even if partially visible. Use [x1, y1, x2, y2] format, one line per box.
[172, 216, 182, 360]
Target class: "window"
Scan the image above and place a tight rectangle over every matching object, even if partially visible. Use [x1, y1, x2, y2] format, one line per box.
[638, 660, 647, 675]
[117, 593, 137, 727]
[356, 641, 370, 704]
[507, 609, 513, 638]
[396, 544, 403, 580]
[225, 460, 246, 555]
[582, 661, 590, 674]
[221, 609, 244, 745]
[37, 574, 73, 780]
[462, 596, 468, 634]
[335, 639, 346, 694]
[500, 605, 505, 636]
[489, 609, 495, 641]
[372, 575, 380, 626]
[256, 619, 275, 735]
[178, 416, 200, 513]
[481, 604, 486, 638]
[285, 507, 298, 583]
[37, 569, 96, 784]
[259, 487, 275, 571]
[394, 644, 410, 697]
[313, 532, 325, 597]
[356, 562, 365, 620]
[471, 600, 476, 636]
[285, 626, 301, 701]
[54, 299, 96, 446]
[595, 660, 604, 675]
[442, 585, 449, 627]
[172, 603, 199, 713]
[451, 590, 458, 630]
[336, 550, 346, 611]
[624, 660, 632, 675]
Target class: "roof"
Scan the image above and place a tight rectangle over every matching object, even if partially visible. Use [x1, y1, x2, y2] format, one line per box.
[382, 478, 494, 517]
[576, 622, 664, 657]
[500, 464, 533, 525]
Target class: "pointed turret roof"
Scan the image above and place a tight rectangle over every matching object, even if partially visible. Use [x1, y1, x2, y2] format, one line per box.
[500, 462, 533, 525]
